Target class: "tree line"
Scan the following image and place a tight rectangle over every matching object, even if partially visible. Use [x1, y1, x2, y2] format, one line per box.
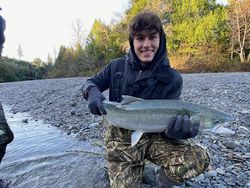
[0, 57, 52, 82]
[51, 0, 250, 76]
[1, 0, 250, 82]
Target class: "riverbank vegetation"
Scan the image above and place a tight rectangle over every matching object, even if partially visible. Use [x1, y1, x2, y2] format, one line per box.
[1, 0, 249, 82]
[0, 57, 52, 82]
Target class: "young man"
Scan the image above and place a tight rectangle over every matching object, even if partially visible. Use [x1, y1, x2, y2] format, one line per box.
[82, 12, 210, 188]
[0, 102, 14, 163]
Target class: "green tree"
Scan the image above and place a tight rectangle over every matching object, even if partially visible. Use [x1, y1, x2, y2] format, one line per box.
[85, 19, 112, 69]
[169, 0, 227, 56]
[52, 46, 76, 77]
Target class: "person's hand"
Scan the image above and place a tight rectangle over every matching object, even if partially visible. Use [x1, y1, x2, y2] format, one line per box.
[163, 114, 200, 140]
[87, 87, 106, 116]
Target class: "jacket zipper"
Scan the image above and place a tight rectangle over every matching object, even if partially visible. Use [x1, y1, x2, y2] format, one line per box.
[136, 70, 142, 80]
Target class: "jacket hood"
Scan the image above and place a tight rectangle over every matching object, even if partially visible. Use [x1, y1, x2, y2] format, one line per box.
[128, 29, 169, 70]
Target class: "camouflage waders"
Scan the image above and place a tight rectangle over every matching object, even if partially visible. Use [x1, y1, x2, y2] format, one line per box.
[104, 124, 210, 188]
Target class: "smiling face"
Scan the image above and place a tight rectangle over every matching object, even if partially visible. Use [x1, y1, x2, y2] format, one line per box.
[133, 30, 160, 64]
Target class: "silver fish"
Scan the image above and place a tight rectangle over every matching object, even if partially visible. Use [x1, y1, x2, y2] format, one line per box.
[103, 95, 233, 146]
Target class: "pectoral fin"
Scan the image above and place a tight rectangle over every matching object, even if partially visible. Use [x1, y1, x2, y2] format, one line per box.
[131, 130, 144, 147]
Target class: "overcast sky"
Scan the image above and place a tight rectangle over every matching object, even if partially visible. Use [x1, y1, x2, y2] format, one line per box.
[1, 0, 227, 62]
[1, 0, 128, 62]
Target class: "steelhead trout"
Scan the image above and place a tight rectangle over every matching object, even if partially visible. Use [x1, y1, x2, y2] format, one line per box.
[103, 95, 233, 146]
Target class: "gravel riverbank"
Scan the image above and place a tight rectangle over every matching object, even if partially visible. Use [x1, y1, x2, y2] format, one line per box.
[0, 72, 249, 187]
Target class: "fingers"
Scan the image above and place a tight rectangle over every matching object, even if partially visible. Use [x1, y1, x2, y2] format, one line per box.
[174, 115, 183, 132]
[89, 105, 100, 115]
[168, 117, 176, 130]
[89, 101, 106, 116]
[165, 114, 200, 140]
[97, 103, 107, 115]
[190, 122, 200, 138]
[182, 114, 191, 134]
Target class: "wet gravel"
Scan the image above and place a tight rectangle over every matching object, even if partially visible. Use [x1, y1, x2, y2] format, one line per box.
[0, 72, 249, 188]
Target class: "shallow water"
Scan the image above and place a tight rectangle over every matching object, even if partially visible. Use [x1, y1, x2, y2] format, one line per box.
[0, 106, 108, 188]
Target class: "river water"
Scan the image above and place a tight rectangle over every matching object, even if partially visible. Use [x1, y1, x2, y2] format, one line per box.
[0, 106, 108, 188]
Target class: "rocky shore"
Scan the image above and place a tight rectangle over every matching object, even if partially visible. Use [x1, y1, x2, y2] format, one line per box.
[0, 72, 249, 187]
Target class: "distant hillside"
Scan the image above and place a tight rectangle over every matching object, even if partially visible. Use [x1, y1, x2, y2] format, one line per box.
[0, 57, 51, 83]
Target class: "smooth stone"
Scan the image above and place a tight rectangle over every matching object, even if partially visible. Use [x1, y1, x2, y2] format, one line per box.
[216, 168, 225, 175]
[222, 141, 238, 149]
[237, 126, 250, 133]
[243, 153, 250, 159]
[195, 174, 205, 181]
[21, 118, 28, 123]
[210, 126, 235, 136]
[225, 165, 234, 172]
[217, 184, 226, 188]
[206, 170, 218, 178]
[89, 123, 99, 128]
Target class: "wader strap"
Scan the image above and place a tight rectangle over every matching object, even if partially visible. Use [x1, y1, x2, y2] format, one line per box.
[114, 72, 123, 102]
[113, 58, 126, 102]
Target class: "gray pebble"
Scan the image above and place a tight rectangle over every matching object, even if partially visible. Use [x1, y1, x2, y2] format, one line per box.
[216, 168, 225, 175]
[225, 165, 234, 172]
[195, 174, 205, 181]
[21, 118, 28, 123]
[206, 170, 217, 178]
[222, 141, 238, 149]
[217, 184, 226, 188]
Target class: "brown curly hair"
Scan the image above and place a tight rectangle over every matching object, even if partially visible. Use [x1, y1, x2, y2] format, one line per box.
[129, 11, 163, 39]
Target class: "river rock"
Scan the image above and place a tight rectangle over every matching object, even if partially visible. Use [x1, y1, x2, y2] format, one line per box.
[21, 118, 28, 123]
[205, 170, 217, 178]
[237, 126, 250, 134]
[222, 141, 239, 149]
[210, 126, 235, 136]
[216, 168, 225, 175]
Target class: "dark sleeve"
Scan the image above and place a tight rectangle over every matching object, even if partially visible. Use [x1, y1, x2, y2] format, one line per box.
[82, 62, 112, 100]
[0, 16, 6, 45]
[166, 72, 183, 100]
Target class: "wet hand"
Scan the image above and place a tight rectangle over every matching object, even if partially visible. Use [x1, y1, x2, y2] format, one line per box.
[87, 87, 107, 116]
[164, 114, 200, 140]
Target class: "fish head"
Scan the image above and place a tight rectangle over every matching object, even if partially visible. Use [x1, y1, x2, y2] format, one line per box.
[202, 111, 234, 129]
[191, 110, 233, 130]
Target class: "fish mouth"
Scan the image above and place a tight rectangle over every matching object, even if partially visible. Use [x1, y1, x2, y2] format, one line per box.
[223, 114, 234, 122]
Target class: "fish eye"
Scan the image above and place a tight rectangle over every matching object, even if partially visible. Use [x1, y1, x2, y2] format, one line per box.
[213, 119, 220, 123]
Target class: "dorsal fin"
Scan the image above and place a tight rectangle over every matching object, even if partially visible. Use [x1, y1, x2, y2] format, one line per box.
[121, 95, 143, 105]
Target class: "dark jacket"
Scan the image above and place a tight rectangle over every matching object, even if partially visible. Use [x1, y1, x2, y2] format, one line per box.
[0, 15, 6, 47]
[83, 30, 183, 102]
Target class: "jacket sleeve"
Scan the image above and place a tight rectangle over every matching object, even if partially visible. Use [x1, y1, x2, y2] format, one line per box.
[166, 73, 183, 100]
[82, 63, 111, 100]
